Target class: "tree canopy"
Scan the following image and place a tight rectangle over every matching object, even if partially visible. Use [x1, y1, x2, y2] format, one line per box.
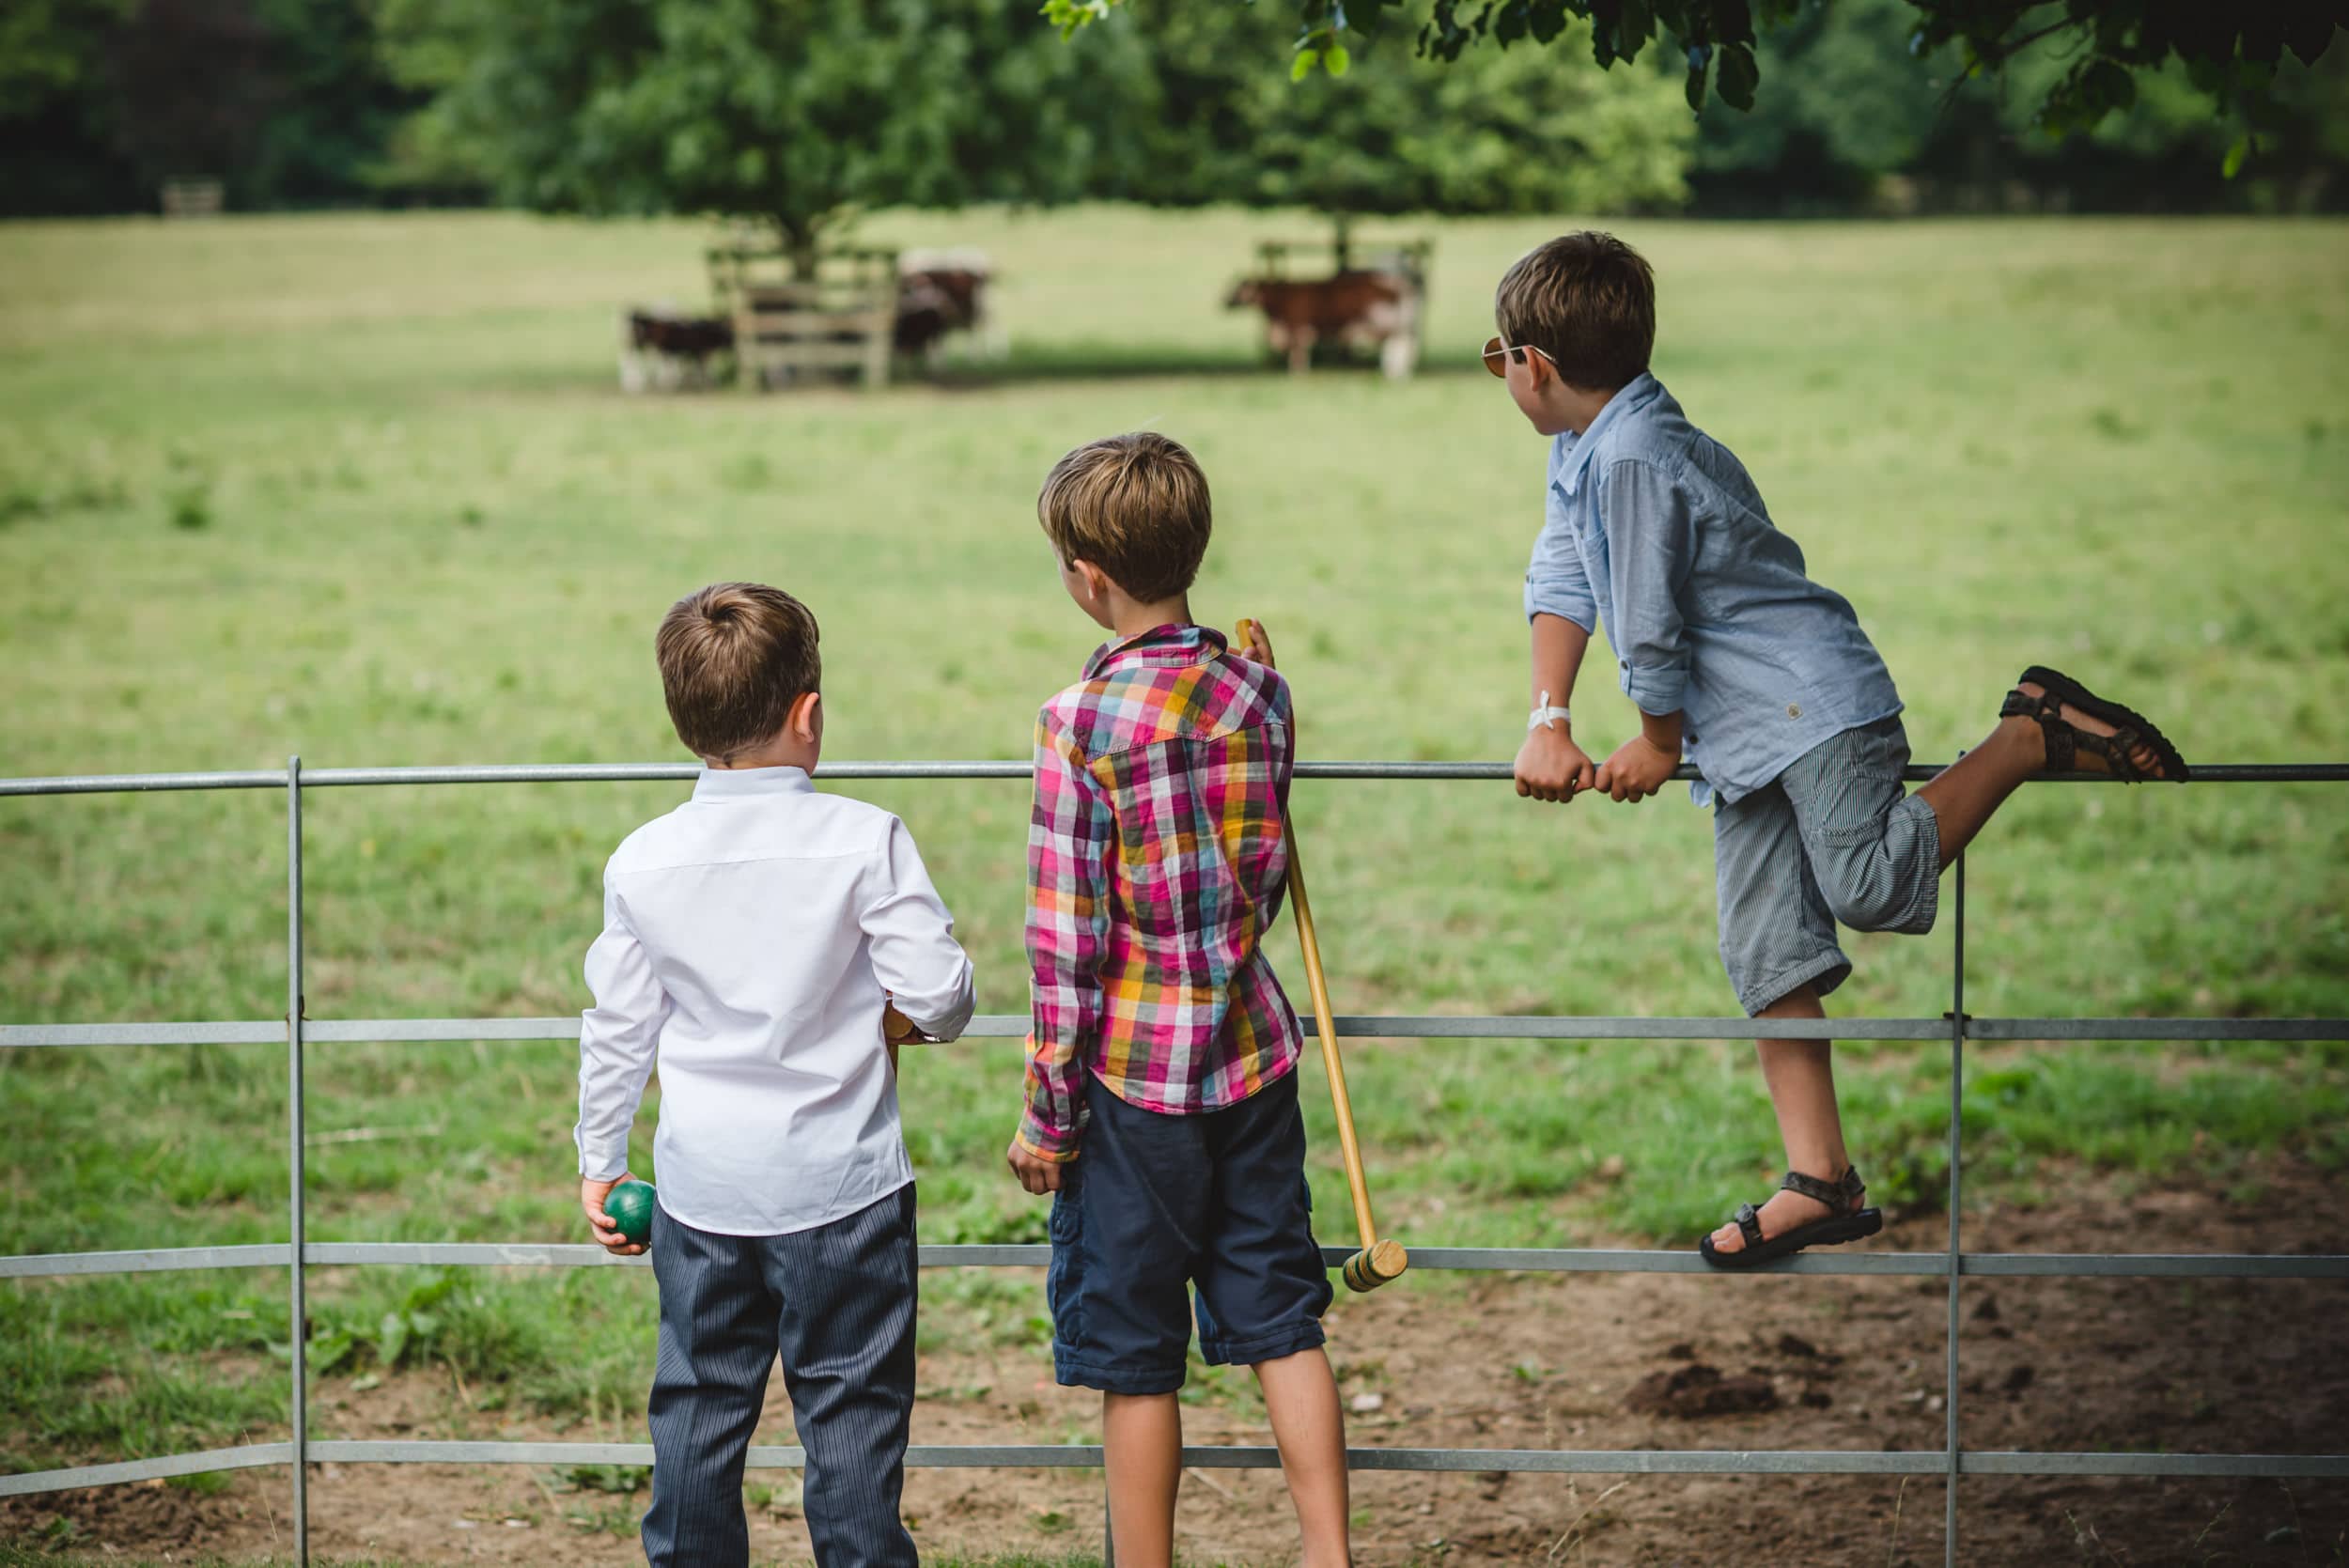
[376, 0, 1155, 255]
[1118, 6, 1694, 216]
[1050, 0, 2347, 164]
[2, 0, 2343, 223]
[0, 0, 425, 214]
[374, 0, 1693, 247]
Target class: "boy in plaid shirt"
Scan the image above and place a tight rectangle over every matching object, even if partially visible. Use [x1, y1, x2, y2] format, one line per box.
[1004, 433, 1351, 1568]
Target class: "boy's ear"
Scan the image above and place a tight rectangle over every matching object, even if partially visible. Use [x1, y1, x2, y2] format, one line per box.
[789, 690, 821, 742]
[1069, 559, 1112, 603]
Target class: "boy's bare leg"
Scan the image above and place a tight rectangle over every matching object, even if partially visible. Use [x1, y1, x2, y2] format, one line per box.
[1916, 678, 2167, 867]
[1253, 1347, 1352, 1567]
[1706, 986, 1849, 1255]
[1102, 1391, 1182, 1568]
[1707, 683, 2172, 1257]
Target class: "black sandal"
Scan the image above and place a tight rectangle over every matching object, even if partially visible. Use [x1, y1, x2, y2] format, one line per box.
[2000, 666, 2189, 784]
[1699, 1166, 1882, 1269]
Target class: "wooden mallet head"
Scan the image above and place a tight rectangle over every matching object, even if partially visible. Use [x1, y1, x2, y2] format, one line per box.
[1341, 1238, 1409, 1293]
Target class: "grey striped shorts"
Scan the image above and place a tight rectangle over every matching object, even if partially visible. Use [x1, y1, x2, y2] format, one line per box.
[1714, 716, 1941, 1017]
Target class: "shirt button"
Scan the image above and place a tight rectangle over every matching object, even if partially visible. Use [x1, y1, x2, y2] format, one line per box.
[1786, 703, 1803, 719]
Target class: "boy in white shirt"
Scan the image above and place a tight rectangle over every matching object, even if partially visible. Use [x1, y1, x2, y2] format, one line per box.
[573, 581, 975, 1568]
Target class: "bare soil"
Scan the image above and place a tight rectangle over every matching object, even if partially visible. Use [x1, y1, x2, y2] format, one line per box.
[9, 1162, 2346, 1566]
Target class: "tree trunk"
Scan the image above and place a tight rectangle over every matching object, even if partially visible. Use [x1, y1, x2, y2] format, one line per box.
[775, 215, 820, 281]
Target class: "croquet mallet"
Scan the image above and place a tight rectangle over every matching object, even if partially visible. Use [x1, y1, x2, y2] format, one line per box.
[1237, 618, 1408, 1293]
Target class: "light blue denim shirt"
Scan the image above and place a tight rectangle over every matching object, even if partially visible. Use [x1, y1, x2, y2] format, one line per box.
[1525, 373, 1901, 807]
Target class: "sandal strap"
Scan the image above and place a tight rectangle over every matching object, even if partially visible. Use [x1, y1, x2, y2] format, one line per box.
[1780, 1169, 1844, 1207]
[1733, 1202, 1764, 1250]
[1781, 1166, 1867, 1213]
[2002, 687, 2077, 771]
[2072, 725, 2148, 784]
[2002, 685, 2155, 782]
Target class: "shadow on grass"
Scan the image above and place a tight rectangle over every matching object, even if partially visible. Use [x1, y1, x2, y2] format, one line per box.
[485, 343, 1491, 401]
[924, 342, 1491, 389]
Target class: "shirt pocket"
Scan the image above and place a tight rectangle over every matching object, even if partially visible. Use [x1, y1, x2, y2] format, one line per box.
[1566, 490, 1610, 592]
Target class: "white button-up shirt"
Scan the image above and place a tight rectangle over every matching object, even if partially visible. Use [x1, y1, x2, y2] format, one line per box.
[574, 766, 975, 1236]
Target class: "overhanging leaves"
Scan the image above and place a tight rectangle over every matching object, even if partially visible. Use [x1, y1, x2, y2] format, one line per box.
[1057, 0, 2344, 152]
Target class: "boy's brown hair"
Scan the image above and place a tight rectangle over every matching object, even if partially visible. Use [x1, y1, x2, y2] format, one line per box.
[1494, 231, 1656, 393]
[1037, 432, 1211, 603]
[655, 582, 821, 762]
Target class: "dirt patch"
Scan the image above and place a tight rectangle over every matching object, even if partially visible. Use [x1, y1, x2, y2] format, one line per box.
[9, 1161, 2347, 1565]
[1623, 1361, 1781, 1419]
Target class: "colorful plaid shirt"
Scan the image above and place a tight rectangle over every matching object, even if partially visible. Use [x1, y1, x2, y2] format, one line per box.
[1017, 622, 1303, 1161]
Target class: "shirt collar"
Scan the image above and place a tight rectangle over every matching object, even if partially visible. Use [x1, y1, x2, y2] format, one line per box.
[1553, 371, 1663, 498]
[692, 764, 816, 803]
[1082, 621, 1227, 680]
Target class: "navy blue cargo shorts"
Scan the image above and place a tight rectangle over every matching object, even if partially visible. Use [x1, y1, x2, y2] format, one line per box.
[1048, 1065, 1333, 1395]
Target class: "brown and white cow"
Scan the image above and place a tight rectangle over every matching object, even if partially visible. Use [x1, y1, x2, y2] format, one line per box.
[896, 249, 997, 362]
[617, 305, 734, 392]
[1226, 268, 1422, 379]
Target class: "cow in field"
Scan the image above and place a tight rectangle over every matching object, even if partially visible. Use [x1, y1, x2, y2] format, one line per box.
[618, 306, 734, 392]
[1227, 268, 1422, 379]
[896, 250, 997, 362]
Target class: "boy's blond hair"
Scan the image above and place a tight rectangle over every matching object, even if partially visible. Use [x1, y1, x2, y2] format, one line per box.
[1037, 432, 1211, 603]
[655, 582, 821, 763]
[1494, 231, 1656, 393]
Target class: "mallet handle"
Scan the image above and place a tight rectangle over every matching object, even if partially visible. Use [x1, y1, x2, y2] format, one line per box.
[1237, 618, 1383, 1255]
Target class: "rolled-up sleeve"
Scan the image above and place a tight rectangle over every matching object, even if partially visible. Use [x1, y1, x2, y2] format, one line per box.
[1524, 475, 1598, 633]
[1603, 459, 1695, 715]
[575, 880, 669, 1181]
[862, 816, 976, 1042]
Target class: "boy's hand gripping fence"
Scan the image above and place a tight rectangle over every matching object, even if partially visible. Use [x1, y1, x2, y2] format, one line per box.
[1238, 619, 1408, 1293]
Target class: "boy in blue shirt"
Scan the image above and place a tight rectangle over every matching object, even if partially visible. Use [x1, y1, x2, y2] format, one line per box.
[1490, 233, 2186, 1267]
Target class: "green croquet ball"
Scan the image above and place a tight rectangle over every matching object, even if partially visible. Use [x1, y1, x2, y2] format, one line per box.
[606, 1181, 656, 1246]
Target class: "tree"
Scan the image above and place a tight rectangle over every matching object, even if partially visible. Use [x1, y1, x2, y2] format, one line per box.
[1687, 0, 1944, 208]
[1685, 2, 2349, 213]
[1050, 0, 2347, 159]
[0, 0, 432, 216]
[378, 0, 1156, 270]
[0, 0, 141, 214]
[241, 0, 433, 208]
[1122, 7, 1695, 219]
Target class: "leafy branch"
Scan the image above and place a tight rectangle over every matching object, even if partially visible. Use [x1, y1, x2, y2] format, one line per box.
[1044, 0, 2344, 158]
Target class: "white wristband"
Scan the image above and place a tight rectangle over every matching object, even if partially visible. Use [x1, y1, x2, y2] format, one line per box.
[1528, 690, 1572, 733]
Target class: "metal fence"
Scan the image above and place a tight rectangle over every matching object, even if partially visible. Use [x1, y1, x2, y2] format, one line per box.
[3, 757, 2346, 1568]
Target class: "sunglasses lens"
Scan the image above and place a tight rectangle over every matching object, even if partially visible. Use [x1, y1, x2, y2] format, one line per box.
[1482, 335, 1506, 378]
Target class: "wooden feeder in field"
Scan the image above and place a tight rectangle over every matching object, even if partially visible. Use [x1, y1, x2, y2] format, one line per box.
[709, 241, 901, 391]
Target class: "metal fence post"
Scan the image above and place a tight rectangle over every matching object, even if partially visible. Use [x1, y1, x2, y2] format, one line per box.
[1944, 854, 1965, 1568]
[286, 756, 309, 1565]
[1102, 1488, 1116, 1566]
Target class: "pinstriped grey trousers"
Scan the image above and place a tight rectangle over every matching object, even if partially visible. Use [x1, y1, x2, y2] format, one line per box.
[643, 1186, 920, 1567]
[1714, 715, 1941, 1017]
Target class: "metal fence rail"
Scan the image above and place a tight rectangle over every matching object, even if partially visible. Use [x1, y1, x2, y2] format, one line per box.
[4, 759, 2346, 1566]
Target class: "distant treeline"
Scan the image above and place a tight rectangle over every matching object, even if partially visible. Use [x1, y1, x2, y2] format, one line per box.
[5, 0, 2343, 221]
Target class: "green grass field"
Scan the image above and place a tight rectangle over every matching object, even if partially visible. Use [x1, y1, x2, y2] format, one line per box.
[2, 206, 2346, 1504]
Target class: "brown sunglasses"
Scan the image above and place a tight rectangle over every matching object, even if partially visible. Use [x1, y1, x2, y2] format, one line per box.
[1481, 334, 1556, 378]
